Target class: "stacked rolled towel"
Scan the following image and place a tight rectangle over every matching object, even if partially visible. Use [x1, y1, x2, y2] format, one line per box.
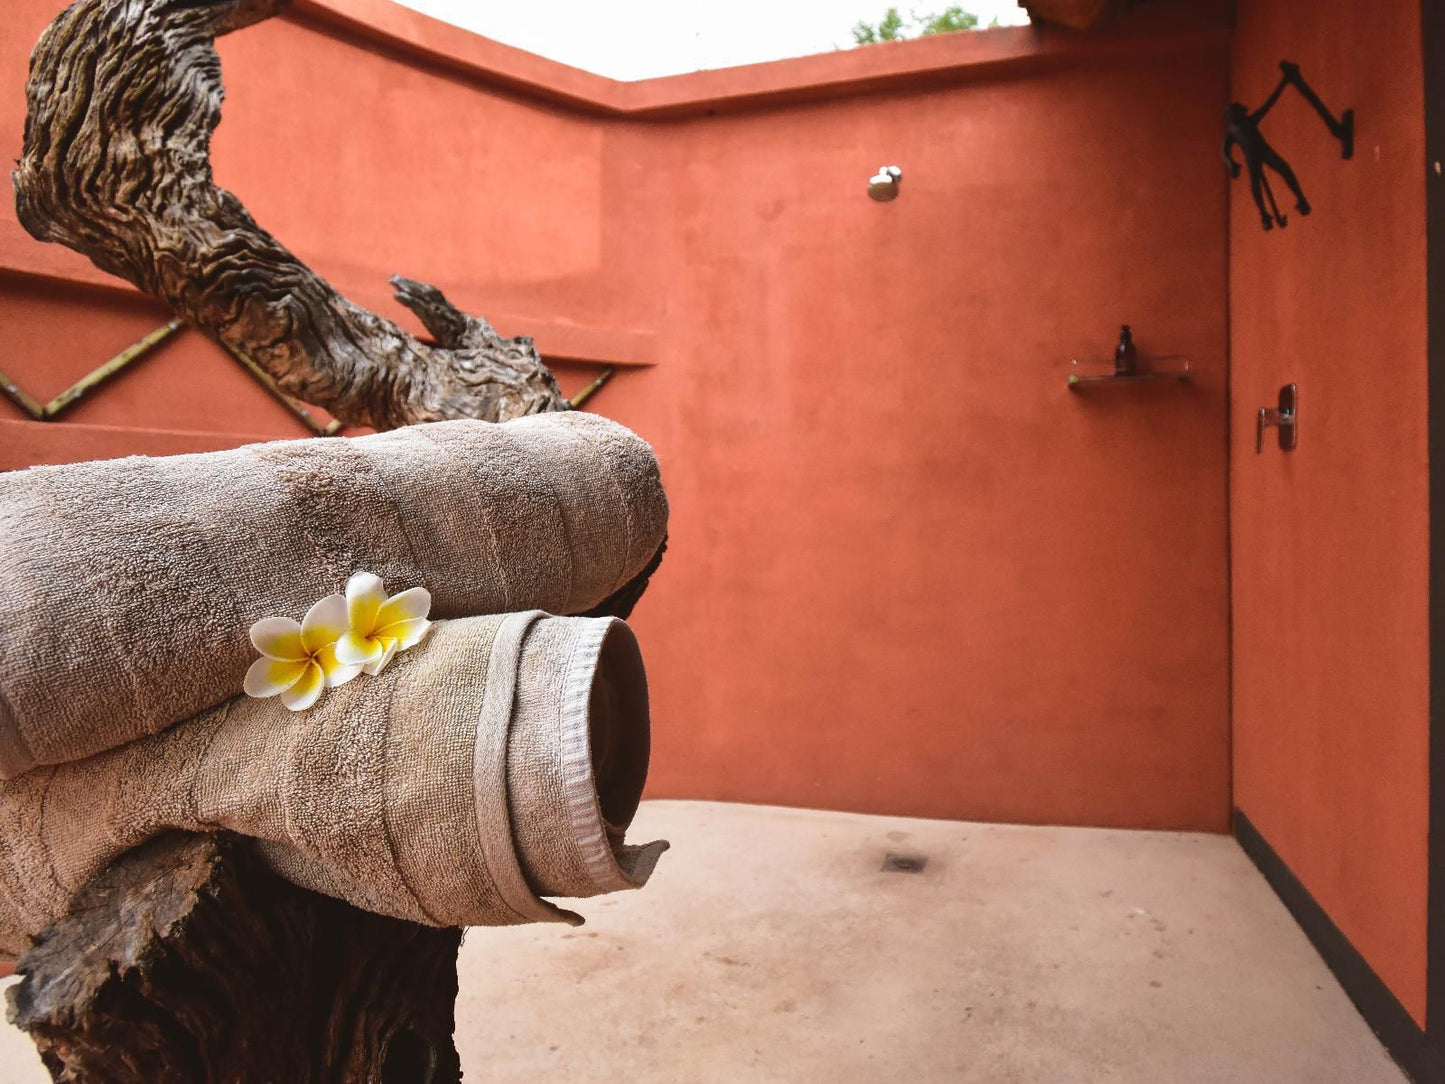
[0, 410, 667, 778]
[0, 613, 667, 956]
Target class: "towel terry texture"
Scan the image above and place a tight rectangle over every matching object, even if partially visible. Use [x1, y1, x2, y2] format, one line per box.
[0, 613, 666, 956]
[0, 411, 667, 779]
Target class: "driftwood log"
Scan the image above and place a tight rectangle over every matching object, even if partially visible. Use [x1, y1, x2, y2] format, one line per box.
[7, 0, 663, 1078]
[14, 0, 565, 430]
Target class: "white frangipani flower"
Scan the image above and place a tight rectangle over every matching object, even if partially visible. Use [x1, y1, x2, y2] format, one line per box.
[334, 572, 432, 677]
[243, 593, 362, 711]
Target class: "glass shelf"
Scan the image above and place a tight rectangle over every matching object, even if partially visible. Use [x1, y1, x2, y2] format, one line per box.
[1067, 356, 1191, 389]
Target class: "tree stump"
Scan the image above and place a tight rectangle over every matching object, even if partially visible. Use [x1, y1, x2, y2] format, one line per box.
[7, 833, 464, 1083]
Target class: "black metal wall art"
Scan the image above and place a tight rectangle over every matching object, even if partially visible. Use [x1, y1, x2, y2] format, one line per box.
[1223, 60, 1354, 232]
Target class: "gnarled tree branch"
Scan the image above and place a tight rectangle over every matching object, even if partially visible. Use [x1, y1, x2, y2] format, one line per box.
[14, 0, 566, 430]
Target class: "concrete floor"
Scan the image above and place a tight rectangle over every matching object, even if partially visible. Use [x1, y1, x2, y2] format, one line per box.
[0, 800, 1408, 1083]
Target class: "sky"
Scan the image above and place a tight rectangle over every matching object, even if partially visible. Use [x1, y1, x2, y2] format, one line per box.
[390, 1, 1032, 81]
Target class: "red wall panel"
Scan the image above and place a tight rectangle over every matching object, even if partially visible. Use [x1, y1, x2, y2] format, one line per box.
[1229, 0, 1429, 1024]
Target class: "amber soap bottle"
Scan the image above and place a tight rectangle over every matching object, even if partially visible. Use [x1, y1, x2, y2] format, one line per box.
[1114, 324, 1138, 376]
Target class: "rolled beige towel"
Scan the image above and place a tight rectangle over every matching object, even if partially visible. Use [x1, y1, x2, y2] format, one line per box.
[0, 411, 667, 778]
[0, 613, 665, 956]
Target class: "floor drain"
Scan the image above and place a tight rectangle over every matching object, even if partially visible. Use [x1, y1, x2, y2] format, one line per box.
[881, 853, 927, 874]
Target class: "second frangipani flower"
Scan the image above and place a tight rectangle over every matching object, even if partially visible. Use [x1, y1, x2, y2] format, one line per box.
[243, 593, 362, 711]
[335, 572, 433, 676]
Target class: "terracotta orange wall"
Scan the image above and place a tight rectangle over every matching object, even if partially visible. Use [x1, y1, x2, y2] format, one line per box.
[620, 38, 1232, 830]
[1229, 0, 1429, 1023]
[1, 1, 1232, 830]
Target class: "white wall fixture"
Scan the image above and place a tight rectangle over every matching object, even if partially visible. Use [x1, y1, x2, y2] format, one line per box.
[868, 166, 902, 201]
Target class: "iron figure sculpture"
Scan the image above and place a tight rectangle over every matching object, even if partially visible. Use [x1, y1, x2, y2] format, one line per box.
[1223, 60, 1354, 231]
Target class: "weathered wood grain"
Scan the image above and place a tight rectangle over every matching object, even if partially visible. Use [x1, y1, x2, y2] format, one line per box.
[14, 0, 566, 429]
[8, 832, 464, 1083]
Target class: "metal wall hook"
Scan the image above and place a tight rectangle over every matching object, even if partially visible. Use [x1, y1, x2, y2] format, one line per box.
[1256, 382, 1298, 453]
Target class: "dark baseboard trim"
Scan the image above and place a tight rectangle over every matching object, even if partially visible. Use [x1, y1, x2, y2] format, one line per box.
[1234, 810, 1445, 1084]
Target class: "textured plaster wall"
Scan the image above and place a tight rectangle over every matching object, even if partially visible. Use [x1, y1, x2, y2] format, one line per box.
[614, 43, 1232, 830]
[1228, 0, 1430, 1023]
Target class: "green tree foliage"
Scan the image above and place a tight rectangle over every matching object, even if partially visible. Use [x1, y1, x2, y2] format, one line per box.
[852, 6, 985, 45]
[921, 6, 982, 33]
[852, 6, 907, 43]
